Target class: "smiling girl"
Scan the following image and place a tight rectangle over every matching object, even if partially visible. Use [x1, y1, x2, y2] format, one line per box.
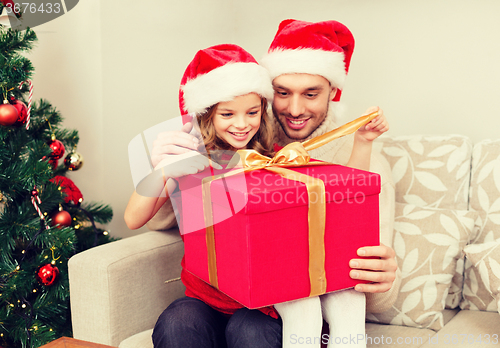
[124, 44, 274, 231]
[125, 44, 283, 348]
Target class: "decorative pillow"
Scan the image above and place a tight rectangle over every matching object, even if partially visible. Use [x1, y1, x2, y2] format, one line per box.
[461, 241, 500, 312]
[367, 203, 475, 331]
[374, 135, 473, 309]
[469, 139, 500, 244]
[374, 135, 472, 210]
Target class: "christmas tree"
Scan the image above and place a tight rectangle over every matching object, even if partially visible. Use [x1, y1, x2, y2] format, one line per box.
[0, 4, 114, 347]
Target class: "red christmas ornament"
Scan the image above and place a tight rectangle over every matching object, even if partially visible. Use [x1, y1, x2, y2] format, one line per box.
[48, 159, 58, 171]
[36, 264, 59, 286]
[9, 98, 28, 126]
[48, 138, 65, 161]
[0, 101, 18, 126]
[50, 175, 84, 204]
[51, 210, 72, 228]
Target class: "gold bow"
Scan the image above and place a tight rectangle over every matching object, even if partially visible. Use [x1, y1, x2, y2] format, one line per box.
[202, 111, 379, 297]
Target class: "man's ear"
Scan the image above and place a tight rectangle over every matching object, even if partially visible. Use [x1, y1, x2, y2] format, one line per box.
[330, 87, 338, 101]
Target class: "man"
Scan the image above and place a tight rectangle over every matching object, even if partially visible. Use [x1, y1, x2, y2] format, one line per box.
[149, 19, 400, 348]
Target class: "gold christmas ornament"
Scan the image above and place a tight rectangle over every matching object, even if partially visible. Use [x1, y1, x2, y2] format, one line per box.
[64, 151, 84, 171]
[0, 191, 6, 215]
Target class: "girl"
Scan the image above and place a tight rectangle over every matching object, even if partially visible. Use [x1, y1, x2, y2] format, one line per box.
[125, 44, 283, 348]
[124, 44, 275, 231]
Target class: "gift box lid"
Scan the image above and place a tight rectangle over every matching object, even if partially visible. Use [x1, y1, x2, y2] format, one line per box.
[178, 162, 381, 216]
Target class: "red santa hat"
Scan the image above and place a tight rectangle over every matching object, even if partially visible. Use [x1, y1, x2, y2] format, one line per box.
[179, 44, 274, 115]
[261, 19, 355, 102]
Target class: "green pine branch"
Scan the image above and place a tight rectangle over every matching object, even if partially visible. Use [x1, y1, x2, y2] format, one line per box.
[1, 25, 116, 348]
[0, 27, 36, 91]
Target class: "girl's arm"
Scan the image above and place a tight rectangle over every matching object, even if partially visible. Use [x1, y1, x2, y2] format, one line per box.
[124, 175, 176, 230]
[347, 107, 389, 171]
[124, 151, 213, 230]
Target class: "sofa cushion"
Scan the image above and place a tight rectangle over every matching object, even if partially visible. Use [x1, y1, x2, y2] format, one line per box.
[460, 241, 500, 313]
[417, 310, 500, 348]
[119, 329, 153, 348]
[375, 135, 472, 210]
[365, 309, 458, 348]
[365, 323, 436, 348]
[367, 203, 475, 330]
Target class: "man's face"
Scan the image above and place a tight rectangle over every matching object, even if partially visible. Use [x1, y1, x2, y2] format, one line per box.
[272, 74, 337, 140]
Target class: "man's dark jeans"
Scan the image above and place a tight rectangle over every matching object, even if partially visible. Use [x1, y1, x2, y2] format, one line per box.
[152, 297, 282, 348]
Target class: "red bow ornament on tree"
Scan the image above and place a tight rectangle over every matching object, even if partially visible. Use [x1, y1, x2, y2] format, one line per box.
[50, 175, 84, 205]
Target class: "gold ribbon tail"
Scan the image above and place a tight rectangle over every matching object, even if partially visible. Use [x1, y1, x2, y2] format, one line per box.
[202, 176, 219, 289]
[302, 111, 379, 151]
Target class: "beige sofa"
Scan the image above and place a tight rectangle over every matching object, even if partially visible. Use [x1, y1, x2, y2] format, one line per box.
[69, 135, 500, 348]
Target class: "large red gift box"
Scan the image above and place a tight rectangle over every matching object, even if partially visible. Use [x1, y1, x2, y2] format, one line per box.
[176, 162, 380, 309]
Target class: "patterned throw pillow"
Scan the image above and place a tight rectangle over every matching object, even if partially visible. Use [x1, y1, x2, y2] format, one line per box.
[459, 140, 500, 311]
[374, 135, 473, 309]
[367, 203, 475, 331]
[374, 135, 472, 210]
[461, 241, 500, 312]
[469, 139, 500, 243]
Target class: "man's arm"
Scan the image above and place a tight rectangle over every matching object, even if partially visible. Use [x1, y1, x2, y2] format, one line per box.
[350, 164, 400, 313]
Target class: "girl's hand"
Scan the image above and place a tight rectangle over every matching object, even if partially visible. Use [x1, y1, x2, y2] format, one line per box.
[356, 107, 389, 142]
[155, 150, 221, 179]
[151, 122, 201, 167]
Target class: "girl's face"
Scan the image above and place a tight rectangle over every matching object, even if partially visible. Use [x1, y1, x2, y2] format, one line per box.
[213, 93, 262, 149]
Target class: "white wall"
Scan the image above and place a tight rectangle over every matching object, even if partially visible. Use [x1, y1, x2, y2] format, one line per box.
[27, 0, 106, 225]
[29, 0, 500, 239]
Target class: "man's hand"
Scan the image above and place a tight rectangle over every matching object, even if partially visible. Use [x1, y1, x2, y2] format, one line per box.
[349, 243, 398, 293]
[356, 106, 389, 142]
[151, 122, 200, 167]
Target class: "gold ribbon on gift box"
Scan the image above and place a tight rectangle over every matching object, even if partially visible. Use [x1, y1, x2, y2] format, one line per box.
[202, 111, 379, 297]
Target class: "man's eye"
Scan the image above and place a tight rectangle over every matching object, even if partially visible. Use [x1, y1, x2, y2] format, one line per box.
[306, 93, 318, 98]
[276, 91, 288, 96]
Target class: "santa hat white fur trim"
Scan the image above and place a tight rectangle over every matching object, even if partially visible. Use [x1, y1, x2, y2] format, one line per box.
[182, 62, 274, 114]
[261, 49, 346, 89]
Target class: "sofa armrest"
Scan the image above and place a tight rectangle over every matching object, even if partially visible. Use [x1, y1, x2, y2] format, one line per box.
[68, 230, 185, 347]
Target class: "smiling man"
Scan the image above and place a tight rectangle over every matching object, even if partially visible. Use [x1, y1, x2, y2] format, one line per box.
[148, 19, 400, 348]
[272, 73, 336, 139]
[258, 19, 399, 348]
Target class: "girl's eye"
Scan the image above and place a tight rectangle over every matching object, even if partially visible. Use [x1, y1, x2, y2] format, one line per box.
[248, 111, 259, 116]
[220, 113, 232, 117]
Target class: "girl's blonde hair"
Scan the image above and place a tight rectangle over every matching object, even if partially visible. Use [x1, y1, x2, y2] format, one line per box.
[196, 97, 275, 158]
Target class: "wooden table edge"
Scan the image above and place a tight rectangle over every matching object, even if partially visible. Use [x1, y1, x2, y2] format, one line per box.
[40, 337, 118, 348]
